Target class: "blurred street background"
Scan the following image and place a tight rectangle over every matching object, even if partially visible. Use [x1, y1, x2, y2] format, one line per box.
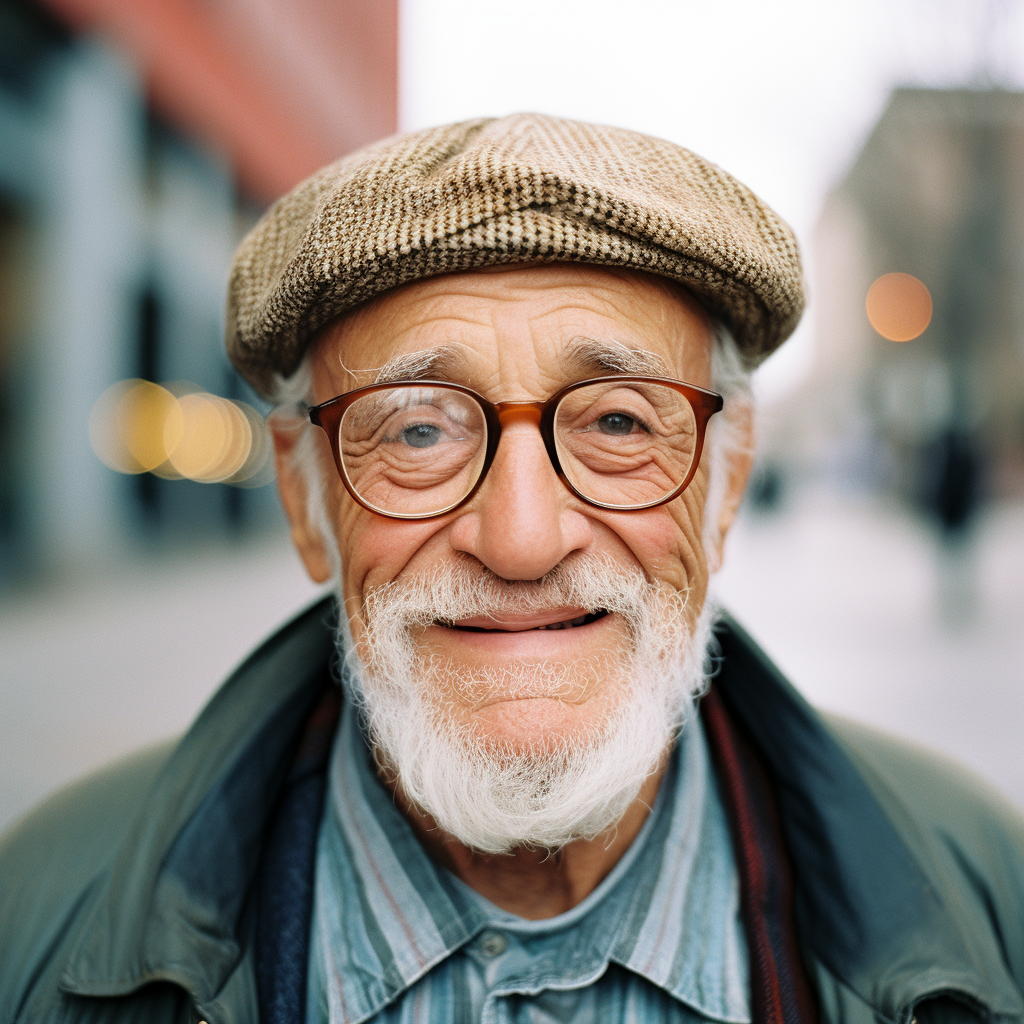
[1, 0, 1022, 832]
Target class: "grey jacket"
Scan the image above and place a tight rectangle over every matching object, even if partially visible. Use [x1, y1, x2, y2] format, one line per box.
[2, 598, 1023, 1024]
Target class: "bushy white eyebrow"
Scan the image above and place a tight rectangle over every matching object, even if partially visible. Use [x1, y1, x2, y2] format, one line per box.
[560, 337, 673, 378]
[371, 346, 469, 385]
[366, 337, 672, 388]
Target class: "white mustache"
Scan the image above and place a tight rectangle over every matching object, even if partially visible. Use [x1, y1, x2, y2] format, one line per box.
[361, 552, 688, 634]
[353, 553, 694, 713]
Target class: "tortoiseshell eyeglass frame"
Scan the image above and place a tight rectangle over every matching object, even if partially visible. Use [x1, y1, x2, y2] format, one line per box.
[307, 375, 724, 520]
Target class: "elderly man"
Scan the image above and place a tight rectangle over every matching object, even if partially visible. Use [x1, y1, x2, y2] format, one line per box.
[2, 115, 1023, 1024]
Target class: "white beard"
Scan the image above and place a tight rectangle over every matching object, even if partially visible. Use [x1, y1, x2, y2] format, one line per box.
[336, 552, 714, 855]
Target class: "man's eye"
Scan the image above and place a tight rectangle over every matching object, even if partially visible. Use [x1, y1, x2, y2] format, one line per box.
[400, 423, 442, 448]
[597, 413, 636, 435]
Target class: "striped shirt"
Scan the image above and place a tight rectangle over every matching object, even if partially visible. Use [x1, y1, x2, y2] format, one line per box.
[306, 699, 751, 1024]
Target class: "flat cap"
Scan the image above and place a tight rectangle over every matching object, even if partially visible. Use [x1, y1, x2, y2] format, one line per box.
[227, 114, 804, 397]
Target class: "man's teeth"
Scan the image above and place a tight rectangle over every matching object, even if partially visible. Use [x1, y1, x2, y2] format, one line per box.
[535, 614, 593, 630]
[441, 611, 607, 632]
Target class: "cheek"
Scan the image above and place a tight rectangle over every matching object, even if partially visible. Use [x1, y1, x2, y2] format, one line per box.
[597, 469, 710, 605]
[336, 496, 451, 634]
[666, 489, 710, 606]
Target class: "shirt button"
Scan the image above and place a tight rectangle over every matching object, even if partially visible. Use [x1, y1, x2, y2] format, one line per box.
[479, 931, 507, 957]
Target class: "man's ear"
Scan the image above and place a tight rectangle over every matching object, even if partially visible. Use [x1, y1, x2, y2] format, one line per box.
[705, 400, 755, 575]
[269, 414, 335, 584]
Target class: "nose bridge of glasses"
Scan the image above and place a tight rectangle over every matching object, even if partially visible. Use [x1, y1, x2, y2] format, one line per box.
[493, 401, 545, 429]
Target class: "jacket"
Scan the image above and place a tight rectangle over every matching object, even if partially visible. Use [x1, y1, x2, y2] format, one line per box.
[2, 597, 1023, 1024]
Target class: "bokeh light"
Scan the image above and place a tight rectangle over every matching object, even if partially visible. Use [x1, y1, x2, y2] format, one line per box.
[865, 272, 933, 342]
[89, 380, 181, 474]
[89, 380, 272, 485]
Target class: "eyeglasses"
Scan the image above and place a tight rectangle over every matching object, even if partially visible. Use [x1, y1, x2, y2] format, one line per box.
[308, 376, 723, 520]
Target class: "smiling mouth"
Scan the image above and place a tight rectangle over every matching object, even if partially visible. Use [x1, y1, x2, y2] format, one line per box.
[438, 610, 609, 632]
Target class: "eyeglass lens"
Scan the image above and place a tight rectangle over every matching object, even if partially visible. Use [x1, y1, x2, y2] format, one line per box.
[338, 382, 699, 517]
[554, 380, 698, 508]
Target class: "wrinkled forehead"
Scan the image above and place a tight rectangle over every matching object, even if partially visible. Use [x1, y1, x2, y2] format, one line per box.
[307, 264, 715, 400]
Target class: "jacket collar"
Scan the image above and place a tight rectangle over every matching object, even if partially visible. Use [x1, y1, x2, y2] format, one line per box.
[59, 598, 338, 1018]
[713, 612, 1022, 1023]
[60, 598, 1022, 1023]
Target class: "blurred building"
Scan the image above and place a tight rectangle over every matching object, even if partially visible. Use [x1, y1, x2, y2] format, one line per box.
[0, 0, 397, 582]
[773, 87, 1024, 533]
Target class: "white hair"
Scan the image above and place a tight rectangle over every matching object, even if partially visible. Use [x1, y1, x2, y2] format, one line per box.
[270, 356, 340, 580]
[704, 320, 755, 554]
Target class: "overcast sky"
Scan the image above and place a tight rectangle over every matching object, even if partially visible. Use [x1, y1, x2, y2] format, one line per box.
[400, 0, 1024, 400]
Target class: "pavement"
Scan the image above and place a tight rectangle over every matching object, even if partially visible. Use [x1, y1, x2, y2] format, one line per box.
[1, 489, 1021, 834]
[713, 488, 1024, 811]
[0, 538, 325, 834]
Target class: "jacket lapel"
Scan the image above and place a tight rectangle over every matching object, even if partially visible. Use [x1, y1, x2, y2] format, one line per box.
[713, 613, 1022, 1023]
[59, 598, 337, 1019]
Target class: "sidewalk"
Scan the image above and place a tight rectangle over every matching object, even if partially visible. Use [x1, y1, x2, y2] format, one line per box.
[0, 536, 324, 833]
[713, 489, 1024, 811]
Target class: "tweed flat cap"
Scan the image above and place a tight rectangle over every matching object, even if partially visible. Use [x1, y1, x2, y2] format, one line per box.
[227, 114, 804, 396]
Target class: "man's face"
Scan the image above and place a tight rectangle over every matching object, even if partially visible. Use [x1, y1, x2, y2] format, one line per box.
[276, 263, 748, 850]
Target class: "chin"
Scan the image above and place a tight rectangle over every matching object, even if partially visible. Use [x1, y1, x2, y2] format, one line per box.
[467, 693, 613, 754]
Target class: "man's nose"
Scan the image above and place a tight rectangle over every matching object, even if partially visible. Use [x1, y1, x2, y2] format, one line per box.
[447, 410, 591, 580]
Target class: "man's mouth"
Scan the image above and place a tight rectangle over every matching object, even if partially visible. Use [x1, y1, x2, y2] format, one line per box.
[437, 609, 610, 632]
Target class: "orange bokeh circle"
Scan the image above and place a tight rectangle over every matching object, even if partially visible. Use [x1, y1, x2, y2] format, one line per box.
[866, 272, 932, 342]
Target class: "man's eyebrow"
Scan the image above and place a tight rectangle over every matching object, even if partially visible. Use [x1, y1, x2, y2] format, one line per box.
[370, 345, 472, 385]
[363, 338, 671, 388]
[560, 337, 673, 378]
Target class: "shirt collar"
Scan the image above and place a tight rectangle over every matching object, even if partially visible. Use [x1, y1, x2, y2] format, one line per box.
[610, 713, 750, 1022]
[311, 700, 750, 1023]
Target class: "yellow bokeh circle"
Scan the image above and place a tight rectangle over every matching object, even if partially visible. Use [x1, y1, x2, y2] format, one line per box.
[90, 380, 272, 485]
[166, 393, 251, 482]
[89, 380, 181, 474]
